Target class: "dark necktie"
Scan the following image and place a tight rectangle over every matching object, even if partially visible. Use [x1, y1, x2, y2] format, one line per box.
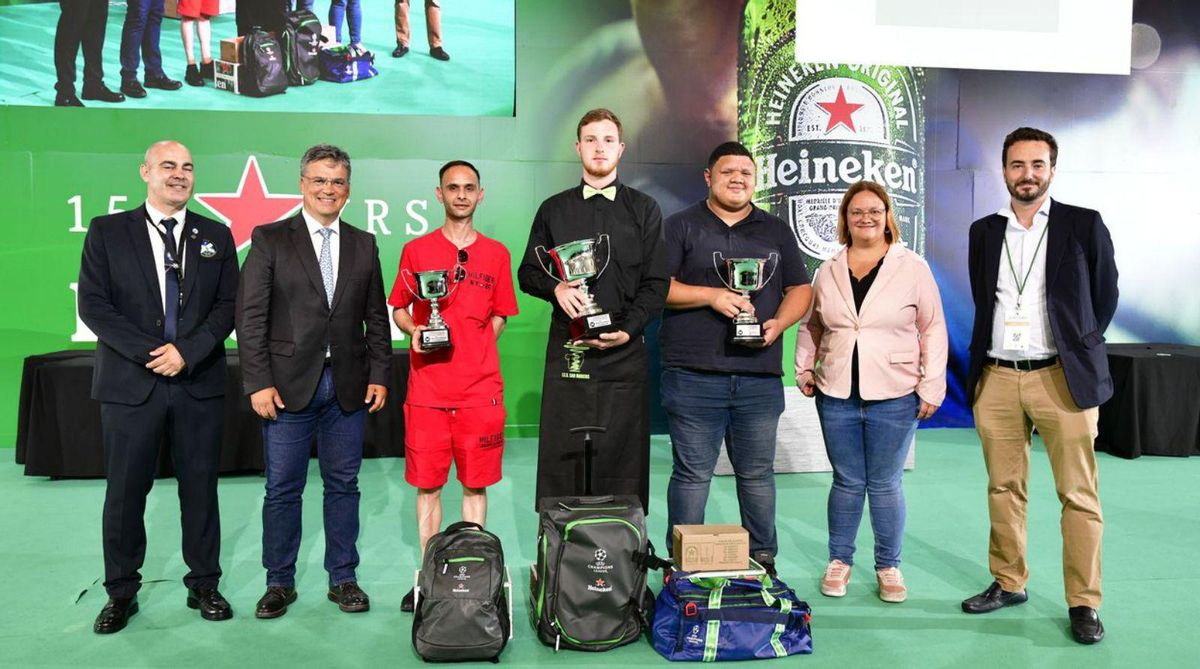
[161, 218, 181, 341]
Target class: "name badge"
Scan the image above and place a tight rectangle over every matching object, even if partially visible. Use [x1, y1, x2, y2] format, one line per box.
[1002, 306, 1032, 352]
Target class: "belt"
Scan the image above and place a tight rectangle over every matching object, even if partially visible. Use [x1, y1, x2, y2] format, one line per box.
[987, 355, 1058, 371]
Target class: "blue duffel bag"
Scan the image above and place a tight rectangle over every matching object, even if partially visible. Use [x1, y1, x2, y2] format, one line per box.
[651, 573, 812, 661]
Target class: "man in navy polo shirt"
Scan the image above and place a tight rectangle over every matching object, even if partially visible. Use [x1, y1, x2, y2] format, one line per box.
[659, 141, 812, 574]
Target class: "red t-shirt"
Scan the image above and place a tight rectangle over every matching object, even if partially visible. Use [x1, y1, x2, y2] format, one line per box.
[388, 230, 519, 408]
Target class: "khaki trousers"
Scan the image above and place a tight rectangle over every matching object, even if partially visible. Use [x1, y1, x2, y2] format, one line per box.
[395, 0, 442, 48]
[973, 362, 1103, 608]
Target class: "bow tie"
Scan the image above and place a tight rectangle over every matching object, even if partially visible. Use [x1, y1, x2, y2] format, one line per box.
[582, 184, 617, 201]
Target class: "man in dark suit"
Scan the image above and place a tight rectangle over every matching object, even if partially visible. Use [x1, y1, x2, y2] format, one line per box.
[236, 144, 392, 619]
[961, 127, 1119, 645]
[53, 0, 125, 106]
[78, 140, 239, 634]
[119, 0, 181, 99]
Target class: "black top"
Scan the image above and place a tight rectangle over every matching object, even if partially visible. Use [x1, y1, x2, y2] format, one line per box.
[850, 256, 885, 390]
[659, 200, 810, 376]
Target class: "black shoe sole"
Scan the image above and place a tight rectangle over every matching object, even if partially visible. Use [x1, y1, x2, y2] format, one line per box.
[94, 601, 139, 634]
[328, 591, 370, 613]
[187, 597, 233, 621]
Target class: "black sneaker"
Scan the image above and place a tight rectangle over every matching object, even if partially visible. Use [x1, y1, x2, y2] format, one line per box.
[392, 43, 409, 58]
[199, 60, 214, 80]
[753, 551, 778, 578]
[184, 64, 204, 87]
[429, 46, 450, 61]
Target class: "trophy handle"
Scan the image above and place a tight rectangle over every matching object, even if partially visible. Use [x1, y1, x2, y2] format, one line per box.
[712, 251, 737, 292]
[595, 233, 613, 280]
[534, 245, 562, 282]
[761, 251, 780, 289]
[399, 267, 419, 300]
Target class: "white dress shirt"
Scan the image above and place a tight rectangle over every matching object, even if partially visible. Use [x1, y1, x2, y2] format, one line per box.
[302, 208, 340, 285]
[988, 195, 1057, 360]
[144, 201, 186, 315]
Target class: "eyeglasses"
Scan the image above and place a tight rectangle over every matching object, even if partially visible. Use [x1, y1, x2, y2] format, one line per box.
[454, 249, 469, 281]
[303, 176, 349, 190]
[849, 208, 886, 219]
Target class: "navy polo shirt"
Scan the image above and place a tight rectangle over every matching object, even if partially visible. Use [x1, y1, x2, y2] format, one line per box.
[659, 200, 809, 376]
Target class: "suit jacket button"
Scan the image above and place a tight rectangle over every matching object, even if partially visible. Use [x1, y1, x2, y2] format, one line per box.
[156, 319, 162, 326]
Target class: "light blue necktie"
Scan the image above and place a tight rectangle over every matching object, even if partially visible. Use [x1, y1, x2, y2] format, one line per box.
[318, 227, 334, 307]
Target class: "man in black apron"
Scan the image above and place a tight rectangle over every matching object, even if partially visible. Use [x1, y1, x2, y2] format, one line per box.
[518, 108, 669, 511]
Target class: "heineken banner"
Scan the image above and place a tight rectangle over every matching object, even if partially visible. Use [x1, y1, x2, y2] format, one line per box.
[4, 1, 1200, 448]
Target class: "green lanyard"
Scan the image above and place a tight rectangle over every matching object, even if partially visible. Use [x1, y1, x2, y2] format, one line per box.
[1002, 221, 1049, 308]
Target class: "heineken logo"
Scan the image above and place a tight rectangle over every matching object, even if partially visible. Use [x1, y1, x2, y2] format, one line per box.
[587, 578, 613, 593]
[816, 86, 863, 133]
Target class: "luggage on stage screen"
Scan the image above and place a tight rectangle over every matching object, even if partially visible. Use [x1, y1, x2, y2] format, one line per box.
[281, 10, 324, 86]
[529, 494, 664, 652]
[237, 29, 288, 97]
[318, 46, 378, 83]
[412, 521, 512, 663]
[651, 572, 812, 661]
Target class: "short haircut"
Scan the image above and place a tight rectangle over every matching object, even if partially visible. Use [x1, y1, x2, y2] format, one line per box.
[576, 108, 623, 141]
[706, 141, 753, 170]
[439, 160, 481, 185]
[837, 180, 901, 246]
[1002, 127, 1058, 167]
[301, 144, 352, 180]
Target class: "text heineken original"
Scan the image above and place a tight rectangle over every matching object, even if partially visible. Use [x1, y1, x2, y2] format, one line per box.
[739, 0, 925, 275]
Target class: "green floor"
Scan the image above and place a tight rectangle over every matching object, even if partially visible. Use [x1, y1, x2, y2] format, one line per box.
[0, 1, 515, 116]
[1, 429, 1196, 667]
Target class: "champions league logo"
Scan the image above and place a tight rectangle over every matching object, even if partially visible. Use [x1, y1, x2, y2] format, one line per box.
[594, 549, 607, 563]
[458, 565, 468, 576]
[588, 547, 612, 573]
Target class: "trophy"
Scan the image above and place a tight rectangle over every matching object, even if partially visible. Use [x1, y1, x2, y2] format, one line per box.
[401, 268, 457, 351]
[536, 235, 617, 341]
[714, 251, 779, 346]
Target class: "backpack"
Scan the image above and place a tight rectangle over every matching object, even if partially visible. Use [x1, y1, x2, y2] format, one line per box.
[281, 10, 324, 86]
[413, 521, 510, 663]
[318, 46, 378, 83]
[651, 572, 813, 661]
[529, 495, 666, 652]
[237, 28, 288, 97]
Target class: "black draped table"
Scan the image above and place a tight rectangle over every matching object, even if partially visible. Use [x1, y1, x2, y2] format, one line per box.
[15, 349, 409, 477]
[1096, 343, 1200, 459]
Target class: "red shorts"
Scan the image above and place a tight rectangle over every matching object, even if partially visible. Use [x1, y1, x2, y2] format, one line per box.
[177, 0, 219, 19]
[404, 403, 506, 489]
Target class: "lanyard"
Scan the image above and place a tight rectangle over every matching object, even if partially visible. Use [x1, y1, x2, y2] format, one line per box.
[1001, 221, 1048, 308]
[148, 215, 185, 307]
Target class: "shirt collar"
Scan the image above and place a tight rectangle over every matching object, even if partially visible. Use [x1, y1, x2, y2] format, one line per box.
[302, 208, 340, 236]
[145, 201, 183, 227]
[702, 199, 765, 227]
[998, 195, 1052, 232]
[578, 177, 621, 195]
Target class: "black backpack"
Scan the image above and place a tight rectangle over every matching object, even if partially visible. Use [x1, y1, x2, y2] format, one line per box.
[237, 28, 288, 97]
[529, 495, 665, 652]
[413, 522, 510, 663]
[281, 10, 323, 86]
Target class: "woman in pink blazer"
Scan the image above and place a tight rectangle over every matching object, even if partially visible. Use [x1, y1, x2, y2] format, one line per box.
[795, 180, 947, 604]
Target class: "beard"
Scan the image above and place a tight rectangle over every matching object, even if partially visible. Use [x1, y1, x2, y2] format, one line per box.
[1006, 177, 1050, 203]
[583, 159, 617, 180]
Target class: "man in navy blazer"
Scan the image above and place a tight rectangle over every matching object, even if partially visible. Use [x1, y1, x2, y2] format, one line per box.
[961, 127, 1118, 645]
[78, 140, 239, 633]
[236, 144, 391, 619]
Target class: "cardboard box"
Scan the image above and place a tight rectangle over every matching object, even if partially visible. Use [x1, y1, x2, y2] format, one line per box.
[673, 525, 749, 572]
[213, 60, 240, 95]
[220, 37, 244, 64]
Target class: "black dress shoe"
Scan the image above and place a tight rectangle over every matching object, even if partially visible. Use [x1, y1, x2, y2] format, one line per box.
[81, 84, 125, 103]
[753, 551, 778, 578]
[430, 46, 450, 61]
[121, 80, 147, 98]
[94, 596, 138, 634]
[144, 74, 182, 91]
[255, 586, 297, 619]
[401, 587, 415, 613]
[392, 43, 409, 58]
[199, 60, 214, 80]
[328, 581, 370, 613]
[54, 92, 84, 107]
[961, 581, 1029, 614]
[184, 64, 204, 87]
[187, 587, 233, 621]
[1068, 606, 1105, 644]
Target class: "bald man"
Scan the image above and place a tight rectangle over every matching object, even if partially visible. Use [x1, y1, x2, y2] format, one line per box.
[78, 140, 239, 633]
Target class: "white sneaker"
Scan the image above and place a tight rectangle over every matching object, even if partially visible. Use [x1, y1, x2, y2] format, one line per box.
[876, 567, 907, 603]
[821, 560, 851, 597]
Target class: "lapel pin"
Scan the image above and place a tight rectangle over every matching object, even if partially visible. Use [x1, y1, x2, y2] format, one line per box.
[200, 240, 217, 258]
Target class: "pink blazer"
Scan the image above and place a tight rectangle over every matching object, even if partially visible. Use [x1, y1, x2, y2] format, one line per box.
[795, 244, 947, 405]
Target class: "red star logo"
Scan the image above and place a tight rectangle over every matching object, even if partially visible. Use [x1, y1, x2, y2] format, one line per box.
[816, 86, 864, 133]
[195, 156, 304, 250]
[596, 579, 606, 587]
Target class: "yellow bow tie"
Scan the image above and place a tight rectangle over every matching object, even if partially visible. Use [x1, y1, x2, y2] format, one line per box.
[582, 184, 617, 201]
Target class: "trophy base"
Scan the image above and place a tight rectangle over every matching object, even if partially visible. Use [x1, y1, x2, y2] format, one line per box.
[419, 326, 452, 351]
[569, 311, 618, 341]
[729, 320, 765, 347]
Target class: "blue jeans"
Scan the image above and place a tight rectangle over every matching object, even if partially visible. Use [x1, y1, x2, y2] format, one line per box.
[329, 0, 363, 45]
[262, 367, 366, 587]
[815, 388, 919, 570]
[119, 0, 165, 81]
[662, 368, 785, 556]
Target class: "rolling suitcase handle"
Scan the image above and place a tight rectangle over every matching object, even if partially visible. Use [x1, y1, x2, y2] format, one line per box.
[568, 425, 607, 495]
